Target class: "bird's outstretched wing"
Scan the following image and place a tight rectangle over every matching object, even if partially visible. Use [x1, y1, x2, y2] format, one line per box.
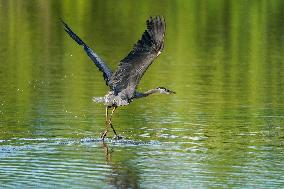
[61, 20, 113, 86]
[109, 16, 166, 98]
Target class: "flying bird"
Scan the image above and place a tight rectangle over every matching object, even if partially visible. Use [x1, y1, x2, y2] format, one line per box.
[62, 16, 175, 140]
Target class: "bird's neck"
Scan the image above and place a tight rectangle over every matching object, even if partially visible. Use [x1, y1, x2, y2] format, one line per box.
[135, 88, 160, 98]
[144, 88, 161, 96]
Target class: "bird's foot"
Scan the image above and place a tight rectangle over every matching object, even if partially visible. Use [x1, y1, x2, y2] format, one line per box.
[113, 135, 123, 140]
[101, 130, 108, 140]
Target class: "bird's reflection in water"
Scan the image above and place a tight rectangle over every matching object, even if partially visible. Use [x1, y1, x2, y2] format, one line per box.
[102, 142, 141, 189]
[102, 142, 112, 163]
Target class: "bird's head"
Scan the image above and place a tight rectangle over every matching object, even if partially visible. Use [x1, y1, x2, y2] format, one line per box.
[156, 87, 176, 94]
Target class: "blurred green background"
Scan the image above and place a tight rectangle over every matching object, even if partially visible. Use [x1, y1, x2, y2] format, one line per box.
[0, 0, 284, 188]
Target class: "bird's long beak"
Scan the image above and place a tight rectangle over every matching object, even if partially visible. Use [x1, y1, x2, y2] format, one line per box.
[169, 90, 176, 94]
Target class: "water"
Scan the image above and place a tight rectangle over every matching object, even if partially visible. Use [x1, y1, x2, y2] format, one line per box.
[1, 0, 284, 188]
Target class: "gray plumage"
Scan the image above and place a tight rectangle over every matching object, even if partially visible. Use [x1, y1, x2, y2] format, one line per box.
[61, 20, 112, 86]
[109, 16, 166, 98]
[62, 16, 175, 139]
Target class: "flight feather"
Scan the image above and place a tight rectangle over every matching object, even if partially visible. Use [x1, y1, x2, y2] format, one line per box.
[109, 16, 166, 99]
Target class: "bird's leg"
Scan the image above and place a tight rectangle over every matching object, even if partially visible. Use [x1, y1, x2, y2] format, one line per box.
[109, 106, 118, 136]
[101, 106, 110, 140]
[108, 106, 122, 140]
[105, 106, 109, 125]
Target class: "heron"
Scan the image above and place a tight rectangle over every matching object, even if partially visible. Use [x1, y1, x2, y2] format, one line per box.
[62, 16, 175, 140]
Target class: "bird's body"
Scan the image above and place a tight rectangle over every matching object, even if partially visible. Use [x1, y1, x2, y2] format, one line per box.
[93, 91, 130, 107]
[62, 16, 175, 140]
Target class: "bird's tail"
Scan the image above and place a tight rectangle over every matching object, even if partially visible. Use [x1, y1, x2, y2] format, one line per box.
[92, 96, 105, 103]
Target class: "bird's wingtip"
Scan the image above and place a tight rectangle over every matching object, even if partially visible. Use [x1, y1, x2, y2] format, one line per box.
[59, 18, 64, 24]
[59, 18, 68, 27]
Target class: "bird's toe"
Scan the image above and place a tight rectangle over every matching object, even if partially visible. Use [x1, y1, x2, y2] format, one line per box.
[113, 135, 123, 140]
